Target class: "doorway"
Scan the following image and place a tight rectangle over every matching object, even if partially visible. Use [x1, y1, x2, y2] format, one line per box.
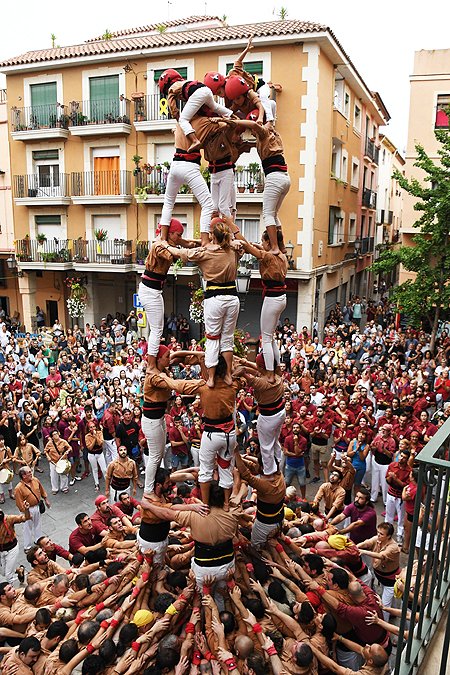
[46, 300, 59, 326]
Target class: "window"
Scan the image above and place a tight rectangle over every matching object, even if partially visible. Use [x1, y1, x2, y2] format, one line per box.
[328, 207, 344, 245]
[235, 218, 260, 243]
[354, 103, 361, 132]
[225, 61, 263, 76]
[92, 214, 122, 240]
[334, 76, 345, 112]
[30, 82, 57, 127]
[153, 67, 188, 83]
[344, 89, 350, 119]
[435, 94, 450, 128]
[89, 75, 120, 121]
[342, 152, 348, 183]
[35, 215, 62, 239]
[351, 159, 359, 188]
[92, 147, 120, 195]
[331, 139, 343, 178]
[348, 216, 357, 242]
[32, 150, 60, 195]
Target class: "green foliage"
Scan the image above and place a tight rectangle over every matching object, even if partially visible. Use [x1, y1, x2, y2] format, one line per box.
[102, 30, 113, 40]
[371, 122, 450, 347]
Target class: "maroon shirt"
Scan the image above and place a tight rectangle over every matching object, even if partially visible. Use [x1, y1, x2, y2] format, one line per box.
[342, 503, 377, 544]
[68, 527, 101, 554]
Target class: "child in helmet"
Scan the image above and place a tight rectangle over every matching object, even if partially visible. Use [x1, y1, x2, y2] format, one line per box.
[224, 76, 265, 124]
[159, 68, 232, 154]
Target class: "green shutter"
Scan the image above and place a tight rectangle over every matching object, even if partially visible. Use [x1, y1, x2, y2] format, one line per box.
[30, 82, 57, 127]
[89, 75, 119, 121]
[226, 61, 263, 76]
[32, 150, 59, 161]
[35, 215, 61, 226]
[153, 67, 187, 82]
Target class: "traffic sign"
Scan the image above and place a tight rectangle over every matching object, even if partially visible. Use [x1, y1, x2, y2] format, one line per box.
[133, 293, 143, 309]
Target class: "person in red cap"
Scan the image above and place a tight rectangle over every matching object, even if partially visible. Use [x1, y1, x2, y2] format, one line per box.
[221, 114, 290, 255]
[164, 218, 242, 386]
[138, 219, 194, 371]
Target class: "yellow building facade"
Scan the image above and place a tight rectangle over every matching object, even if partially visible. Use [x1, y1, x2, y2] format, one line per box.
[1, 16, 389, 333]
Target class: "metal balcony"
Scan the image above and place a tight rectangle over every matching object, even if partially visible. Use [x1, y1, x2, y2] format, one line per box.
[10, 104, 70, 141]
[68, 98, 131, 135]
[364, 138, 380, 164]
[71, 171, 132, 204]
[379, 209, 394, 225]
[235, 166, 265, 201]
[134, 94, 184, 131]
[15, 238, 133, 271]
[13, 173, 70, 206]
[362, 187, 377, 209]
[395, 418, 450, 674]
[15, 238, 73, 269]
[134, 168, 195, 204]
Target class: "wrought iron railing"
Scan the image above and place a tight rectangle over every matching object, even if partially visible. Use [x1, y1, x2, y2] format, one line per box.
[235, 166, 264, 192]
[364, 138, 380, 164]
[71, 171, 131, 196]
[10, 104, 69, 131]
[16, 238, 72, 263]
[395, 418, 450, 674]
[362, 187, 377, 209]
[68, 98, 131, 126]
[134, 94, 184, 122]
[13, 174, 69, 199]
[15, 239, 133, 265]
[135, 167, 171, 196]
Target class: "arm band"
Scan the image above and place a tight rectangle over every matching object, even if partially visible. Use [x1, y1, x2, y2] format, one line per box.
[284, 536, 292, 544]
[185, 622, 195, 634]
[142, 572, 149, 582]
[192, 650, 202, 666]
[252, 623, 262, 633]
[54, 600, 62, 610]
[110, 618, 119, 628]
[166, 603, 178, 616]
[275, 543, 284, 553]
[316, 586, 326, 596]
[246, 563, 254, 572]
[86, 644, 95, 654]
[226, 579, 236, 589]
[204, 651, 214, 661]
[95, 602, 105, 612]
[202, 585, 211, 596]
[65, 569, 72, 575]
[100, 620, 110, 629]
[179, 593, 187, 601]
[131, 587, 140, 598]
[136, 552, 144, 563]
[266, 645, 278, 656]
[224, 658, 237, 671]
[131, 641, 140, 652]
[103, 578, 110, 586]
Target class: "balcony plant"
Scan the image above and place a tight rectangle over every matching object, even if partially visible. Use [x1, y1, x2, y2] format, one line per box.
[248, 162, 261, 182]
[235, 165, 245, 193]
[65, 276, 87, 318]
[36, 233, 47, 245]
[94, 228, 108, 254]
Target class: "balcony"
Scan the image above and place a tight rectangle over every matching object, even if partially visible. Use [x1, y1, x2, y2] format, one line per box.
[133, 94, 183, 132]
[394, 419, 450, 675]
[379, 208, 394, 225]
[68, 98, 131, 136]
[135, 169, 195, 204]
[364, 138, 380, 164]
[13, 174, 70, 206]
[15, 238, 73, 270]
[359, 236, 374, 254]
[362, 187, 377, 209]
[235, 167, 265, 202]
[71, 171, 132, 205]
[10, 104, 70, 141]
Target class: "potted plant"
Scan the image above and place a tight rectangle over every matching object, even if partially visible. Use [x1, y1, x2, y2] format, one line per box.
[235, 165, 245, 193]
[37, 233, 47, 248]
[247, 183, 255, 193]
[94, 228, 107, 254]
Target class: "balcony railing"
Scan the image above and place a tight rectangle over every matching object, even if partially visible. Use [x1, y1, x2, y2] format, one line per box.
[68, 98, 131, 126]
[13, 174, 69, 199]
[364, 138, 380, 164]
[395, 418, 450, 675]
[10, 104, 69, 131]
[71, 171, 131, 197]
[15, 239, 133, 265]
[0, 89, 7, 104]
[134, 94, 184, 122]
[235, 167, 264, 192]
[360, 236, 375, 254]
[135, 167, 173, 196]
[362, 187, 377, 209]
[379, 208, 394, 224]
[16, 238, 72, 263]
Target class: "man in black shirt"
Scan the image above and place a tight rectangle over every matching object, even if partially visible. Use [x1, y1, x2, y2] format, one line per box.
[115, 409, 140, 459]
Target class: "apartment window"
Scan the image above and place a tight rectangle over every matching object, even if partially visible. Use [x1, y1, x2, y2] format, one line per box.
[328, 207, 344, 245]
[32, 150, 60, 194]
[155, 144, 173, 166]
[89, 75, 120, 120]
[35, 214, 62, 239]
[435, 94, 450, 128]
[92, 214, 121, 240]
[351, 159, 359, 188]
[344, 89, 350, 119]
[348, 216, 357, 242]
[342, 152, 348, 183]
[225, 61, 263, 76]
[153, 67, 188, 83]
[334, 76, 345, 112]
[331, 139, 343, 178]
[361, 214, 366, 238]
[92, 147, 120, 194]
[30, 82, 58, 126]
[354, 103, 361, 132]
[236, 218, 260, 243]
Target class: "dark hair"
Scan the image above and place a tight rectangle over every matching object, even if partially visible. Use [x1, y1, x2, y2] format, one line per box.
[156, 648, 179, 670]
[166, 571, 187, 591]
[378, 522, 395, 537]
[208, 480, 225, 508]
[303, 553, 324, 575]
[244, 597, 265, 620]
[262, 228, 284, 247]
[297, 601, 315, 625]
[246, 653, 266, 675]
[75, 512, 88, 526]
[356, 486, 371, 503]
[24, 584, 42, 602]
[26, 546, 39, 566]
[85, 547, 107, 563]
[154, 592, 175, 614]
[252, 559, 270, 585]
[176, 483, 191, 498]
[215, 354, 228, 380]
[219, 610, 236, 635]
[330, 568, 349, 590]
[295, 643, 313, 667]
[116, 623, 138, 657]
[59, 639, 79, 664]
[78, 620, 99, 645]
[106, 561, 125, 578]
[18, 636, 41, 655]
[47, 620, 69, 640]
[154, 467, 170, 487]
[72, 552, 85, 567]
[34, 607, 51, 627]
[82, 655, 105, 675]
[321, 614, 337, 650]
[99, 638, 117, 665]
[268, 580, 289, 605]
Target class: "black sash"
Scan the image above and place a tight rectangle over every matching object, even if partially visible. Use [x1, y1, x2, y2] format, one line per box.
[194, 539, 234, 567]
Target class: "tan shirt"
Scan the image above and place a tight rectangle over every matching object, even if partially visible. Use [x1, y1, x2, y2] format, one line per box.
[13, 442, 40, 466]
[175, 504, 240, 545]
[255, 125, 285, 161]
[15, 477, 47, 511]
[251, 374, 285, 406]
[177, 244, 242, 283]
[105, 457, 138, 486]
[1, 649, 36, 675]
[85, 429, 104, 452]
[27, 559, 65, 584]
[162, 375, 238, 421]
[236, 456, 286, 505]
[281, 637, 318, 675]
[359, 535, 401, 573]
[314, 482, 346, 512]
[143, 239, 174, 275]
[259, 250, 288, 281]
[0, 444, 13, 469]
[45, 437, 71, 464]
[0, 513, 27, 547]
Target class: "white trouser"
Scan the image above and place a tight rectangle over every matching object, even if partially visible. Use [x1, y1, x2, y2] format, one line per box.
[257, 409, 285, 475]
[0, 481, 13, 497]
[109, 484, 131, 504]
[138, 283, 164, 358]
[190, 444, 200, 467]
[23, 505, 42, 551]
[137, 534, 168, 565]
[103, 439, 118, 466]
[380, 583, 395, 621]
[358, 569, 373, 586]
[199, 430, 235, 489]
[262, 171, 291, 228]
[191, 559, 235, 592]
[371, 461, 388, 504]
[261, 295, 286, 371]
[179, 88, 232, 136]
[230, 181, 237, 215]
[257, 84, 276, 122]
[203, 295, 240, 368]
[0, 543, 19, 584]
[251, 519, 281, 549]
[160, 161, 214, 232]
[210, 169, 235, 216]
[386, 493, 405, 536]
[88, 452, 107, 488]
[142, 415, 167, 495]
[49, 463, 68, 493]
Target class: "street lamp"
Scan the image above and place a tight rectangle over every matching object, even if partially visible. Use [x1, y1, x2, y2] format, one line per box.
[6, 254, 24, 277]
[285, 240, 295, 269]
[236, 266, 251, 311]
[353, 238, 362, 257]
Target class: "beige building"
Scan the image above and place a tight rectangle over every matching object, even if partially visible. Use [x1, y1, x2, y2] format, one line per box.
[0, 16, 389, 333]
[402, 49, 450, 283]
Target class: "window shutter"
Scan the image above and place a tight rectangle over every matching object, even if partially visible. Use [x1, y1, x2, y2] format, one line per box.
[32, 150, 59, 161]
[89, 75, 119, 101]
[35, 215, 62, 226]
[30, 82, 57, 107]
[153, 67, 188, 82]
[226, 61, 263, 76]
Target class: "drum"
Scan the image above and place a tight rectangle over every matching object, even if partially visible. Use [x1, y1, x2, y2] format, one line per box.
[0, 468, 14, 484]
[55, 459, 71, 475]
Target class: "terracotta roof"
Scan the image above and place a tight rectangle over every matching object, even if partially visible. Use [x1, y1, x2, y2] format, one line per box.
[87, 16, 223, 41]
[0, 18, 332, 68]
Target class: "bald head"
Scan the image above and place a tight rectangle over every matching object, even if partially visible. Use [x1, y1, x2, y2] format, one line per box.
[370, 644, 388, 667]
[234, 634, 254, 659]
[313, 518, 325, 531]
[348, 581, 364, 601]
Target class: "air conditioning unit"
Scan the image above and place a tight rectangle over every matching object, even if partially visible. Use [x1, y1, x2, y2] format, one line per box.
[318, 240, 323, 257]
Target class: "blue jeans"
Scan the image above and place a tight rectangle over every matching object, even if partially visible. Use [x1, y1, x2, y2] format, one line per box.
[172, 454, 189, 469]
[284, 464, 306, 487]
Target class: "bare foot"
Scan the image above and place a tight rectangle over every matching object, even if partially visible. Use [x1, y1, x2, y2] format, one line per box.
[271, 247, 281, 255]
[266, 373, 275, 383]
[188, 140, 202, 153]
[224, 374, 233, 385]
[206, 378, 215, 388]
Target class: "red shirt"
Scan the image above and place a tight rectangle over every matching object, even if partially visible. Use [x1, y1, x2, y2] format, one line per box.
[169, 425, 189, 456]
[69, 526, 101, 554]
[90, 504, 124, 536]
[386, 461, 411, 498]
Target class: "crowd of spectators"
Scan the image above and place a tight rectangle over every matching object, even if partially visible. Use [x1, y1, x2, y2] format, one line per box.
[0, 299, 449, 675]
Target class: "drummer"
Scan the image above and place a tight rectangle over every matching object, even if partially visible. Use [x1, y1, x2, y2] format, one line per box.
[0, 435, 14, 503]
[12, 434, 41, 476]
[44, 429, 71, 495]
